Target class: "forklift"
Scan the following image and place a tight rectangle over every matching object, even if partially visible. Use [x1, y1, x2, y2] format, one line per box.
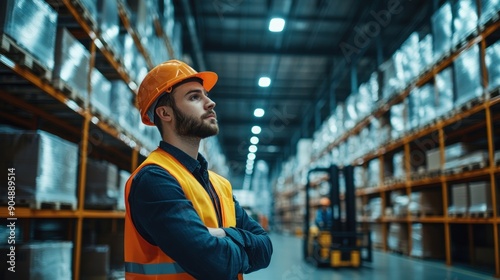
[303, 165, 372, 268]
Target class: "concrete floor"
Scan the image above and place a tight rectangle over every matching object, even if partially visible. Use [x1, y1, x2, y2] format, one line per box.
[245, 233, 496, 280]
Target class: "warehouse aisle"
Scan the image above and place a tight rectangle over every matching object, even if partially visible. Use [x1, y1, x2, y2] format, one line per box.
[245, 233, 495, 280]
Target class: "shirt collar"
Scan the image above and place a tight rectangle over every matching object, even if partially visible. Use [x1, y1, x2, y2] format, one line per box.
[159, 141, 208, 173]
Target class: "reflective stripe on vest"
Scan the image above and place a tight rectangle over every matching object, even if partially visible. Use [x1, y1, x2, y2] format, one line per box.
[125, 262, 185, 275]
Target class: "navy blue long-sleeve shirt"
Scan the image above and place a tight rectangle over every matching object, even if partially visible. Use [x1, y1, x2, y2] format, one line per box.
[129, 141, 272, 280]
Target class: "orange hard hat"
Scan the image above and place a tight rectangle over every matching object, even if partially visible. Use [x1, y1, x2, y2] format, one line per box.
[319, 197, 330, 206]
[137, 60, 218, 125]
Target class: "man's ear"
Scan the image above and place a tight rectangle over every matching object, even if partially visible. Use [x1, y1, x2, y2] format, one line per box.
[155, 106, 172, 122]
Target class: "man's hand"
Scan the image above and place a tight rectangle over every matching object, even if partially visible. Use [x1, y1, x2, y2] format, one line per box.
[207, 227, 226, 238]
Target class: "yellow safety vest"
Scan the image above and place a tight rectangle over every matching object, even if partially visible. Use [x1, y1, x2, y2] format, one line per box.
[124, 148, 243, 280]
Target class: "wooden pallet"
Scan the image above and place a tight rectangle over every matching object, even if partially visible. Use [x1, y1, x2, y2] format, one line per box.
[447, 212, 468, 218]
[52, 79, 88, 108]
[409, 210, 436, 218]
[69, 0, 97, 29]
[468, 211, 493, 219]
[0, 197, 77, 210]
[0, 34, 53, 81]
[443, 161, 488, 175]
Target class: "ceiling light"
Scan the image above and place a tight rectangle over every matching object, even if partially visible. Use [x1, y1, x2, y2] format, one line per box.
[269, 18, 285, 32]
[254, 108, 265, 117]
[247, 153, 256, 160]
[250, 136, 259, 145]
[251, 126, 261, 134]
[258, 77, 271, 87]
[249, 145, 258, 153]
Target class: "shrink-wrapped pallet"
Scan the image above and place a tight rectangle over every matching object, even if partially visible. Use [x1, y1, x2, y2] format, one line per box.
[91, 68, 112, 119]
[0, 0, 58, 71]
[0, 241, 73, 280]
[417, 83, 436, 126]
[468, 181, 492, 214]
[53, 28, 91, 103]
[109, 80, 134, 129]
[451, 0, 478, 45]
[454, 44, 483, 107]
[410, 224, 445, 258]
[387, 223, 408, 254]
[419, 33, 434, 70]
[448, 183, 469, 215]
[486, 41, 500, 91]
[0, 130, 78, 209]
[85, 158, 119, 209]
[97, 0, 121, 56]
[480, 0, 500, 25]
[432, 2, 453, 61]
[435, 67, 454, 117]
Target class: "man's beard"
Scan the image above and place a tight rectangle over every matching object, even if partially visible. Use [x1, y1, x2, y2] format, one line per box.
[173, 105, 219, 138]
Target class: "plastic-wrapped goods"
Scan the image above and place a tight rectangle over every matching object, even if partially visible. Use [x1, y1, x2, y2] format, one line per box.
[444, 142, 469, 161]
[368, 197, 382, 219]
[448, 183, 469, 215]
[367, 159, 380, 187]
[454, 44, 483, 107]
[451, 0, 478, 46]
[380, 56, 403, 100]
[85, 158, 119, 209]
[393, 151, 405, 179]
[345, 93, 358, 130]
[408, 88, 420, 130]
[468, 181, 492, 214]
[97, 0, 121, 57]
[149, 36, 170, 65]
[410, 224, 445, 258]
[480, 0, 500, 25]
[335, 103, 345, 136]
[354, 166, 366, 188]
[54, 28, 91, 102]
[116, 170, 128, 211]
[126, 0, 155, 43]
[390, 100, 408, 140]
[387, 223, 408, 254]
[357, 83, 373, 119]
[91, 68, 112, 119]
[122, 33, 140, 81]
[368, 72, 380, 104]
[435, 67, 454, 117]
[400, 32, 421, 84]
[408, 190, 442, 215]
[418, 83, 437, 126]
[347, 134, 360, 162]
[172, 21, 184, 58]
[0, 0, 58, 70]
[80, 245, 110, 279]
[432, 2, 453, 61]
[426, 148, 441, 172]
[419, 34, 434, 70]
[360, 127, 372, 152]
[109, 80, 133, 128]
[0, 130, 78, 209]
[0, 241, 73, 280]
[486, 41, 500, 91]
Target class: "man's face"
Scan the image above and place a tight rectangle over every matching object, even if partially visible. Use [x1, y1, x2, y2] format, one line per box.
[171, 81, 219, 138]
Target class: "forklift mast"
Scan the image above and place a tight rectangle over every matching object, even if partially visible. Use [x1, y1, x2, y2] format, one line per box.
[303, 164, 372, 264]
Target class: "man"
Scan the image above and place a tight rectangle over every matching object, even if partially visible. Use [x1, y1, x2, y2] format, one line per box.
[315, 197, 333, 230]
[124, 60, 273, 280]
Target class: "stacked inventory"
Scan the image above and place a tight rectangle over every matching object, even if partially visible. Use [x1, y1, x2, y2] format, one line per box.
[274, 0, 500, 277]
[0, 1, 230, 280]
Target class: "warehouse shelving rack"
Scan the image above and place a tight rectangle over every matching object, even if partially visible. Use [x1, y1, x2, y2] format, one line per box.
[0, 0, 179, 279]
[274, 9, 500, 279]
